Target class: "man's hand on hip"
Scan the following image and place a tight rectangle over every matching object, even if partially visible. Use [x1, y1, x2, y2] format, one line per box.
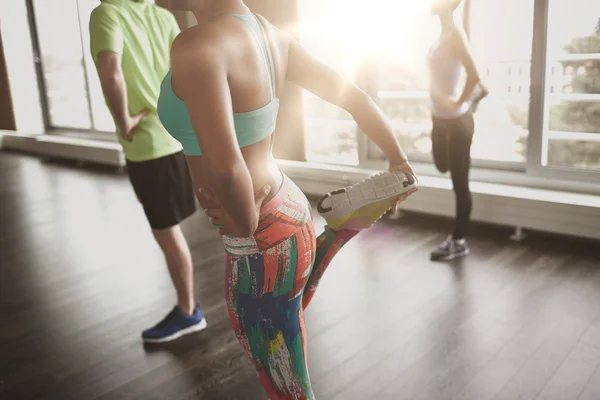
[120, 109, 149, 142]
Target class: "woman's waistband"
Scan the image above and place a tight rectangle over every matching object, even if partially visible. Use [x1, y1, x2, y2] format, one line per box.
[222, 174, 311, 257]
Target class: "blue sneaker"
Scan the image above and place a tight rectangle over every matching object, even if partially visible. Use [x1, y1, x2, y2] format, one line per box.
[142, 305, 207, 343]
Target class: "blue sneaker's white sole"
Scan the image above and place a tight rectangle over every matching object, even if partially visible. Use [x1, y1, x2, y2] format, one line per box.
[142, 318, 207, 344]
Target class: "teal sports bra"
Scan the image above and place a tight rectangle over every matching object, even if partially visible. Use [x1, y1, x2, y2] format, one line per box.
[157, 13, 279, 156]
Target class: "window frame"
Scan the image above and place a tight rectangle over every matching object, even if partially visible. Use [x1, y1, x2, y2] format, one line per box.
[25, 0, 51, 130]
[26, 0, 115, 136]
[526, 0, 600, 182]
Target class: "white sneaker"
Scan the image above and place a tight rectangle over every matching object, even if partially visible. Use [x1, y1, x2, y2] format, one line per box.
[316, 171, 418, 231]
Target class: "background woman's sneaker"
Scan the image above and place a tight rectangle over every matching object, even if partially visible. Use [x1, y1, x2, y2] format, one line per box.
[317, 171, 418, 231]
[430, 235, 470, 261]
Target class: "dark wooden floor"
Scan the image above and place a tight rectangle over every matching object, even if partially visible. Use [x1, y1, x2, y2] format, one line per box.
[1, 151, 600, 400]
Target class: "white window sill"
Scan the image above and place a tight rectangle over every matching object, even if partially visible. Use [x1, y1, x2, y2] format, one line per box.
[2, 130, 599, 197]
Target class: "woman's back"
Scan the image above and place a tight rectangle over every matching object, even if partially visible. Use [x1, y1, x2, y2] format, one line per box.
[159, 16, 279, 153]
[428, 28, 470, 118]
[165, 13, 291, 208]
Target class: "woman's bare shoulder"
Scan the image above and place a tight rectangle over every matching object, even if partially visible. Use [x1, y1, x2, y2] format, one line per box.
[172, 22, 224, 51]
[170, 21, 230, 71]
[254, 14, 293, 49]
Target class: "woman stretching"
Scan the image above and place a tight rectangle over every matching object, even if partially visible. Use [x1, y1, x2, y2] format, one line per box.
[158, 0, 417, 398]
[428, 0, 487, 261]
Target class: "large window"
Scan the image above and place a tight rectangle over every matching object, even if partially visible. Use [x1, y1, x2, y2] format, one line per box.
[23, 0, 600, 179]
[299, 0, 600, 182]
[30, 0, 114, 133]
[466, 0, 535, 164]
[298, 0, 361, 165]
[542, 0, 600, 170]
[78, 0, 115, 132]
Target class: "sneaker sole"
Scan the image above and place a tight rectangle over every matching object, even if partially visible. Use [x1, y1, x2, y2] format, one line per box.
[431, 248, 470, 262]
[316, 171, 417, 219]
[143, 318, 208, 344]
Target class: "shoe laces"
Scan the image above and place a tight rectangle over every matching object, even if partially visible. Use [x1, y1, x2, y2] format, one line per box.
[440, 236, 454, 250]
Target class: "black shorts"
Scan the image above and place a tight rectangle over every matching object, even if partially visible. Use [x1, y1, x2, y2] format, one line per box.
[126, 151, 196, 230]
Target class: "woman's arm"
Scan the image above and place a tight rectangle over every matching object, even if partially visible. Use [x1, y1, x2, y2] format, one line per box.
[171, 33, 259, 237]
[285, 38, 408, 167]
[463, 0, 471, 42]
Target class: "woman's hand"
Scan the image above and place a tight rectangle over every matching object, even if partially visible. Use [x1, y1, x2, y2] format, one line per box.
[388, 160, 418, 213]
[431, 90, 462, 111]
[198, 185, 271, 236]
[440, 96, 463, 111]
[450, 99, 464, 111]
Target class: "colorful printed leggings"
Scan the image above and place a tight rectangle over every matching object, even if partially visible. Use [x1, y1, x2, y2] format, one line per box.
[223, 177, 358, 400]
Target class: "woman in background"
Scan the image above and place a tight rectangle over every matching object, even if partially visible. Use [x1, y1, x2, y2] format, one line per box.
[428, 0, 487, 261]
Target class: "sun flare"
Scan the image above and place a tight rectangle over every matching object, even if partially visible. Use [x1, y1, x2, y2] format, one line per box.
[297, 0, 431, 76]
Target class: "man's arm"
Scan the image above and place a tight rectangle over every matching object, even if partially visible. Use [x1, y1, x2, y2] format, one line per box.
[89, 6, 146, 139]
[96, 52, 147, 140]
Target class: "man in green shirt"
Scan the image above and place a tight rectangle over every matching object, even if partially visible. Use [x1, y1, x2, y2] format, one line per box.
[90, 0, 206, 342]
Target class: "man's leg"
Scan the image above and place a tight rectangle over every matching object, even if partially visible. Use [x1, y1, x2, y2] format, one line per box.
[126, 152, 206, 343]
[152, 224, 195, 315]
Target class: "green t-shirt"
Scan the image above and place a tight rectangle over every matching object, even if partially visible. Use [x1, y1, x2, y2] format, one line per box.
[89, 0, 183, 162]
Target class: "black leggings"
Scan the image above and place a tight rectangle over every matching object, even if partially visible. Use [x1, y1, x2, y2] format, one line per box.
[431, 113, 475, 239]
